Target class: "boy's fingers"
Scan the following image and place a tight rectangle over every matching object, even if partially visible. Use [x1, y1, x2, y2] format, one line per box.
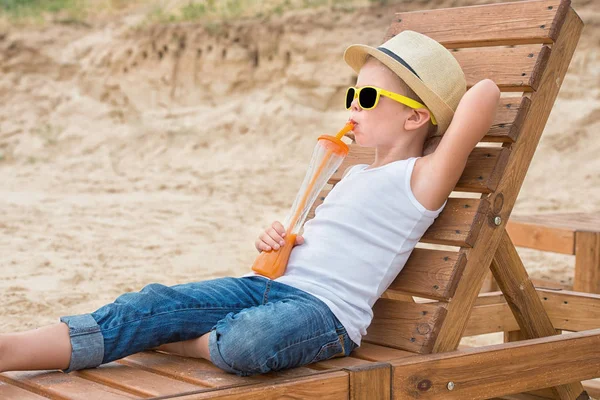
[267, 227, 285, 247]
[272, 221, 286, 237]
[256, 238, 270, 251]
[255, 240, 269, 252]
[295, 235, 304, 245]
[261, 231, 281, 249]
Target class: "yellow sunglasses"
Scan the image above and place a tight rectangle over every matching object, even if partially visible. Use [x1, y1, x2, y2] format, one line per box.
[345, 85, 437, 126]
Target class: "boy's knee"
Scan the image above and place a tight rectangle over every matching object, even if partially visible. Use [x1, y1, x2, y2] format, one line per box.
[214, 330, 270, 375]
[209, 314, 277, 376]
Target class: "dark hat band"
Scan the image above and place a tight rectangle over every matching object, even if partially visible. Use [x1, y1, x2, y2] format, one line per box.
[376, 47, 422, 80]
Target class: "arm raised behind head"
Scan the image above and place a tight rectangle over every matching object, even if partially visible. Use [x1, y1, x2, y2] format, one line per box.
[411, 79, 501, 211]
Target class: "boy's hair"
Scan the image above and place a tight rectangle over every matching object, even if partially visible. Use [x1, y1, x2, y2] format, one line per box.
[365, 55, 437, 139]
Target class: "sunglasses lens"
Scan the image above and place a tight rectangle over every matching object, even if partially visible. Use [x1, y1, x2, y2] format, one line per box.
[345, 88, 355, 109]
[359, 87, 378, 109]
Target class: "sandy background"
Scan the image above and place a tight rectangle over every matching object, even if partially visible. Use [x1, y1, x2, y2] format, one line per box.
[0, 0, 598, 356]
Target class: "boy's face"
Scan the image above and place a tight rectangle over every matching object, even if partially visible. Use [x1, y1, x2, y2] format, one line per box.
[349, 58, 426, 148]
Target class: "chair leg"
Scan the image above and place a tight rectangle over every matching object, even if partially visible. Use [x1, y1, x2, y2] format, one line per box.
[574, 231, 600, 294]
[491, 229, 585, 400]
[343, 362, 391, 400]
[504, 329, 568, 400]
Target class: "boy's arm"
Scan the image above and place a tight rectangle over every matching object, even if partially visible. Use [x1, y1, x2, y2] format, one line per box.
[412, 79, 501, 211]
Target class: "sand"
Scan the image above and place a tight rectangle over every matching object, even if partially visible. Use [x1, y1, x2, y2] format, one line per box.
[0, 0, 598, 354]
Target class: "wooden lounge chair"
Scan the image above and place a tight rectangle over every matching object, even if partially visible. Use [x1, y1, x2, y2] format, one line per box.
[1, 0, 598, 399]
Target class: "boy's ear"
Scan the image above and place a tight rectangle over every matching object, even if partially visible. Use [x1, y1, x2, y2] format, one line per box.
[405, 108, 432, 131]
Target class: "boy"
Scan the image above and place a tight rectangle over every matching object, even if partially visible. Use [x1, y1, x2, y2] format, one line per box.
[0, 30, 500, 376]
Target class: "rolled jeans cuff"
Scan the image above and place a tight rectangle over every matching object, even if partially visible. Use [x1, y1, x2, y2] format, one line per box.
[59, 314, 104, 373]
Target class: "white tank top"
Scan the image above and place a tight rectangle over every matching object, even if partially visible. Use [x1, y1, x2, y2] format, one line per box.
[242, 156, 446, 347]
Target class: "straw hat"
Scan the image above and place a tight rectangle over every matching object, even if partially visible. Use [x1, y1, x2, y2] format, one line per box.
[343, 30, 466, 136]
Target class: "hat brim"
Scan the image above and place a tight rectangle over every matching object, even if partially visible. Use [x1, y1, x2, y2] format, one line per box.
[343, 44, 454, 136]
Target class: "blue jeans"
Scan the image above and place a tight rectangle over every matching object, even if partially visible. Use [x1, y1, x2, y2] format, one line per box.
[59, 276, 358, 376]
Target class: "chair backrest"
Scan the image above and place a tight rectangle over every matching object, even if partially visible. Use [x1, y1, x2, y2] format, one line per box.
[306, 0, 583, 355]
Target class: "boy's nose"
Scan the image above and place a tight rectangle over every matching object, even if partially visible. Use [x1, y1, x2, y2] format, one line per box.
[350, 96, 361, 112]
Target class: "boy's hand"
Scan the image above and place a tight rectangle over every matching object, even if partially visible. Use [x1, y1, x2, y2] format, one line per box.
[255, 221, 305, 253]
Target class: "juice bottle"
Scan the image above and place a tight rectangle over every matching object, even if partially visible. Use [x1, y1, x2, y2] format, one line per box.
[251, 122, 353, 279]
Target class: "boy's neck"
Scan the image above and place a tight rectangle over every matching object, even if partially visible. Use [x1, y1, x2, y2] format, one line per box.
[370, 138, 425, 169]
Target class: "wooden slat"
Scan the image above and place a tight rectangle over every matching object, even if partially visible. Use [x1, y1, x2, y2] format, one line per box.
[506, 218, 575, 254]
[162, 371, 349, 400]
[450, 44, 551, 91]
[391, 329, 600, 400]
[510, 212, 600, 232]
[384, 0, 570, 48]
[348, 96, 531, 144]
[363, 299, 447, 354]
[0, 371, 135, 400]
[463, 289, 600, 336]
[465, 303, 520, 336]
[527, 289, 600, 332]
[574, 231, 600, 293]
[386, 248, 467, 301]
[119, 352, 268, 387]
[73, 361, 204, 397]
[311, 357, 377, 370]
[480, 273, 575, 294]
[503, 331, 572, 400]
[430, 4, 583, 355]
[329, 145, 510, 194]
[504, 329, 561, 346]
[421, 197, 488, 247]
[486, 97, 532, 143]
[119, 351, 322, 389]
[454, 147, 510, 193]
[0, 381, 49, 400]
[459, 348, 600, 400]
[350, 342, 416, 363]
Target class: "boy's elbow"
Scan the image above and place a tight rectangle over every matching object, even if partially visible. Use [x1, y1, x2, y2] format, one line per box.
[483, 79, 501, 98]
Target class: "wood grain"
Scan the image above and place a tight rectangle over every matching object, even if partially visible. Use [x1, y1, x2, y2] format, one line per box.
[391, 329, 599, 399]
[574, 231, 600, 293]
[384, 0, 569, 48]
[363, 299, 447, 354]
